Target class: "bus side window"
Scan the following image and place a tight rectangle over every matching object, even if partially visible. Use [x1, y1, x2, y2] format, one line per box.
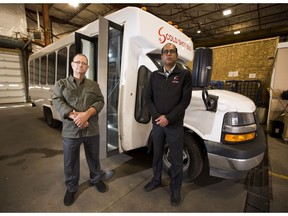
[68, 44, 76, 76]
[135, 65, 151, 124]
[57, 47, 67, 80]
[29, 60, 34, 85]
[48, 52, 56, 85]
[40, 56, 47, 85]
[35, 58, 40, 85]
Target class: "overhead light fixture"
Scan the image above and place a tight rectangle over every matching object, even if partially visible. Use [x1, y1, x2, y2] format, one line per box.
[197, 30, 201, 34]
[223, 9, 232, 16]
[234, 30, 240, 35]
[69, 3, 79, 8]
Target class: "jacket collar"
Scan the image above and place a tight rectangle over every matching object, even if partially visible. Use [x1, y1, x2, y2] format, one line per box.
[160, 64, 181, 75]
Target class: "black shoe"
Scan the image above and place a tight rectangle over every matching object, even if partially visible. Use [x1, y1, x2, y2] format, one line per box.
[171, 192, 181, 206]
[64, 190, 76, 206]
[144, 181, 161, 192]
[94, 180, 107, 193]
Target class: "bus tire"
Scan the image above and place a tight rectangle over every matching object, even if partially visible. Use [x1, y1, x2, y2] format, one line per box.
[44, 107, 60, 128]
[162, 132, 203, 182]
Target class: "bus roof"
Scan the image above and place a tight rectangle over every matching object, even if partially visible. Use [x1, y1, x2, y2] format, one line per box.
[29, 7, 193, 62]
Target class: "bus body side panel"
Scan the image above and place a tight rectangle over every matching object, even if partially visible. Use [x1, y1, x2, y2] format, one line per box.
[29, 85, 61, 121]
[118, 51, 156, 152]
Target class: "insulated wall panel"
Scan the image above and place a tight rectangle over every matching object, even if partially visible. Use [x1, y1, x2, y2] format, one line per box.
[0, 49, 26, 104]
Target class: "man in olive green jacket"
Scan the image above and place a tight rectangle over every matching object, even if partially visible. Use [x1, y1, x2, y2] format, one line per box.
[52, 53, 106, 206]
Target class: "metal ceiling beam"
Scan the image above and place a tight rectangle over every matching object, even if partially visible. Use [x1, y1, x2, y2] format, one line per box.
[23, 3, 288, 48]
[42, 4, 51, 46]
[148, 3, 203, 18]
[194, 25, 288, 48]
[25, 7, 82, 28]
[63, 3, 91, 23]
[183, 4, 282, 30]
[25, 8, 64, 43]
[173, 4, 239, 24]
[104, 3, 140, 10]
[190, 10, 288, 41]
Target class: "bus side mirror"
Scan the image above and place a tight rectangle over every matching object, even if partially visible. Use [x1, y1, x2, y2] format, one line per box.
[192, 47, 213, 88]
[192, 47, 218, 112]
[202, 88, 218, 112]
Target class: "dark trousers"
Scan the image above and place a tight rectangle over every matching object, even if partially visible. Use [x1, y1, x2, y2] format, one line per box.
[63, 135, 101, 193]
[152, 124, 184, 193]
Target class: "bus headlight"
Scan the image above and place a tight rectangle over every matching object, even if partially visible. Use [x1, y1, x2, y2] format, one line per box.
[222, 112, 257, 143]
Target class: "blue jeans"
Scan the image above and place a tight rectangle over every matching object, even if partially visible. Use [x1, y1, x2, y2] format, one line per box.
[63, 135, 101, 192]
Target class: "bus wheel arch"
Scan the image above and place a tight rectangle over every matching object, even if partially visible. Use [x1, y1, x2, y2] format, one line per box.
[162, 131, 204, 182]
[43, 106, 60, 128]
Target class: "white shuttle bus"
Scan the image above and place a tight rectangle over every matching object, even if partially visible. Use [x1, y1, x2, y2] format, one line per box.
[28, 7, 266, 180]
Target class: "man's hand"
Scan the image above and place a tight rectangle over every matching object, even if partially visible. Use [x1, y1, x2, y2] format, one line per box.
[68, 110, 89, 129]
[68, 110, 77, 120]
[155, 115, 169, 127]
[72, 110, 89, 129]
[78, 121, 89, 129]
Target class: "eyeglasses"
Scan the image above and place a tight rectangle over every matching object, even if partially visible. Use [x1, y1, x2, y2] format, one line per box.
[163, 49, 176, 55]
[73, 61, 88, 66]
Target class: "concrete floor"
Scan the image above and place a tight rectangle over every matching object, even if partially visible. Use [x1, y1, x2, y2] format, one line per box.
[0, 104, 287, 212]
[267, 135, 288, 212]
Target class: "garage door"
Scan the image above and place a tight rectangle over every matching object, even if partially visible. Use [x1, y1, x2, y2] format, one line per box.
[0, 48, 26, 104]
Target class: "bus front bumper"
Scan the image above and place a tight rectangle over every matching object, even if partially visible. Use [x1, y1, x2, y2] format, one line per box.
[204, 125, 266, 179]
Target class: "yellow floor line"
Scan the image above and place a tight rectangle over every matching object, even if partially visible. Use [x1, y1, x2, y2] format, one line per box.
[269, 171, 288, 180]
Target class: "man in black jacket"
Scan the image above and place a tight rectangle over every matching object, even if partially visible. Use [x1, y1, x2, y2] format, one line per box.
[145, 43, 193, 206]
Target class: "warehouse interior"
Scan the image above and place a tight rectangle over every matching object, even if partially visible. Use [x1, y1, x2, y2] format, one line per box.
[1, 3, 288, 130]
[0, 2, 288, 213]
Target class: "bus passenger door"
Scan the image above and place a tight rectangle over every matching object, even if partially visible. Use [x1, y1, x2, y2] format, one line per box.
[98, 17, 123, 158]
[74, 17, 123, 159]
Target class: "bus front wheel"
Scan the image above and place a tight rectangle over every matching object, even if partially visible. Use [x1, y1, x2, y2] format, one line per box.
[162, 132, 204, 182]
